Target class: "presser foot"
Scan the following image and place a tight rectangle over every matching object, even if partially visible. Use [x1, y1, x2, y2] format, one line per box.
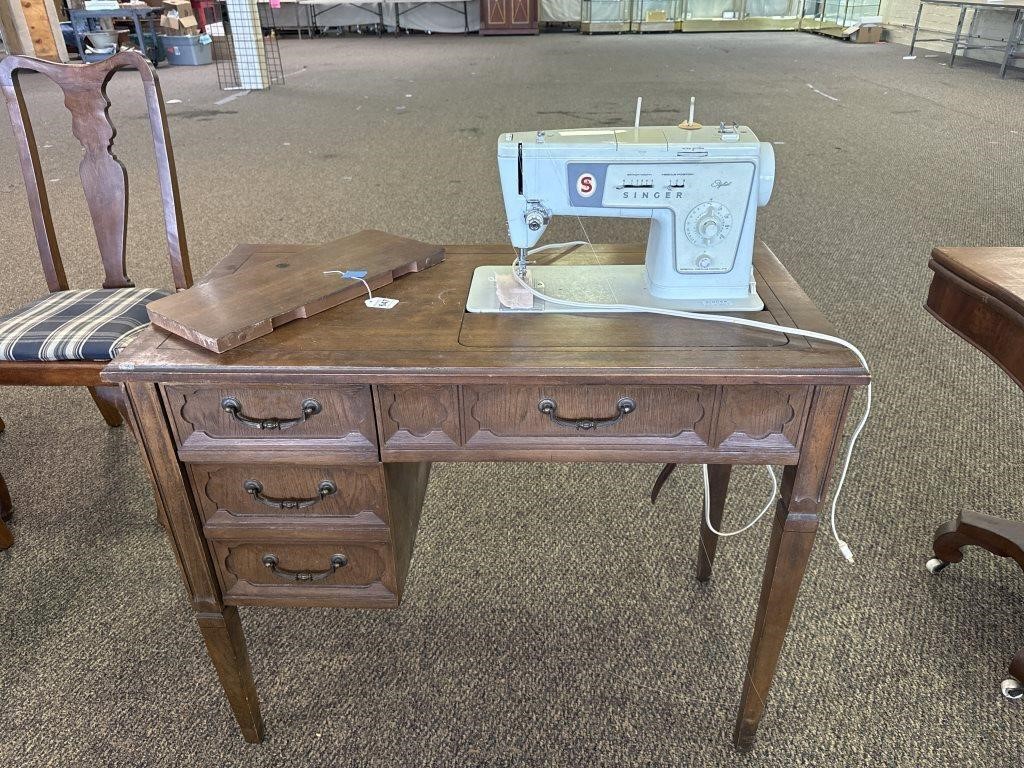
[466, 265, 764, 314]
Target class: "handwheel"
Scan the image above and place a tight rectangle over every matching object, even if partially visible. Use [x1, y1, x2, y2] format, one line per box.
[1000, 678, 1024, 700]
[926, 557, 950, 574]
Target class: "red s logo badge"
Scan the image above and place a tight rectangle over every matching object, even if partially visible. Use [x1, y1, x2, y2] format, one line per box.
[576, 173, 596, 198]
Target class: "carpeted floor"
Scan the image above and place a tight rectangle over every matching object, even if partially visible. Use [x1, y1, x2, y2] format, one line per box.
[0, 31, 1021, 767]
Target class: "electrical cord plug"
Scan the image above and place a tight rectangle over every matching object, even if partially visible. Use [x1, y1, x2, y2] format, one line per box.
[838, 540, 854, 563]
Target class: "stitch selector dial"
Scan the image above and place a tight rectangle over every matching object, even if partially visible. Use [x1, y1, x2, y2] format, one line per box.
[684, 201, 732, 248]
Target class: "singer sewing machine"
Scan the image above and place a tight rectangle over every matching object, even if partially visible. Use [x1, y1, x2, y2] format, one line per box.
[466, 110, 776, 314]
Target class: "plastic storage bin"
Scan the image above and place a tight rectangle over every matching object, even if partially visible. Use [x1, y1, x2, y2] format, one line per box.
[159, 34, 213, 66]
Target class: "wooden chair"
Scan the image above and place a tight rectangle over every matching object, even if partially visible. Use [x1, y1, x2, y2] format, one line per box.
[0, 51, 192, 550]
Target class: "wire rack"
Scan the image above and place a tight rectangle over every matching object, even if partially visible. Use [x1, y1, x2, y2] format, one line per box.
[205, 0, 284, 91]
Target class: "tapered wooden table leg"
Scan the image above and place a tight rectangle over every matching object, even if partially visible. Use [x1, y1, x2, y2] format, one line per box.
[198, 607, 265, 743]
[733, 490, 816, 749]
[123, 382, 266, 742]
[733, 386, 850, 749]
[697, 464, 731, 582]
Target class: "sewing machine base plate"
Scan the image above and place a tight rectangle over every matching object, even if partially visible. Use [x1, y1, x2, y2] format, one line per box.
[466, 265, 764, 314]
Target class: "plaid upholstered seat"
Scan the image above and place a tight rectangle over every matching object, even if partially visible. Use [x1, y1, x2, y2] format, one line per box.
[0, 288, 170, 362]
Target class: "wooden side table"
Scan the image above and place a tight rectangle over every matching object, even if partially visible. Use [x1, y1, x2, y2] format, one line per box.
[924, 246, 1024, 700]
[104, 241, 868, 749]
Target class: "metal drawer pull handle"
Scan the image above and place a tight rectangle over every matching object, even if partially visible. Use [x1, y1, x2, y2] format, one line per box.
[243, 480, 337, 510]
[221, 397, 322, 431]
[261, 553, 348, 582]
[537, 396, 637, 430]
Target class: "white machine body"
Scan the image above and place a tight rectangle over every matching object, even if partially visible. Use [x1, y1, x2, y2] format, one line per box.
[486, 123, 775, 312]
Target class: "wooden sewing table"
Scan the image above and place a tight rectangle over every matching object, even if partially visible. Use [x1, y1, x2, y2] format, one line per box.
[104, 241, 869, 749]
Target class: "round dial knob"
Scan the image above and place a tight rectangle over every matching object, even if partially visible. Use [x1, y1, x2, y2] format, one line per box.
[697, 255, 713, 269]
[699, 218, 719, 238]
[525, 207, 549, 232]
[684, 202, 732, 248]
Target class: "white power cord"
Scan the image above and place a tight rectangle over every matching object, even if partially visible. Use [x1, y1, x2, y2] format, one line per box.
[702, 464, 779, 537]
[516, 246, 870, 563]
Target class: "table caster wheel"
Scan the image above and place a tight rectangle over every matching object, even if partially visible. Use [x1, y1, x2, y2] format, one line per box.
[926, 557, 950, 574]
[1000, 678, 1023, 700]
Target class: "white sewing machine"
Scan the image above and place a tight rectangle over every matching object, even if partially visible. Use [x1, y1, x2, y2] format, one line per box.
[466, 106, 776, 314]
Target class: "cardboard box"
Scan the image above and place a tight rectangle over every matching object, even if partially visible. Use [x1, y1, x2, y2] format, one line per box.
[162, 0, 193, 13]
[852, 25, 883, 43]
[159, 0, 199, 36]
[160, 17, 199, 33]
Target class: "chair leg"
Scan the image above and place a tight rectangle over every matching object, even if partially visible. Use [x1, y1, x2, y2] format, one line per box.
[0, 471, 11, 521]
[0, 471, 12, 550]
[88, 386, 125, 428]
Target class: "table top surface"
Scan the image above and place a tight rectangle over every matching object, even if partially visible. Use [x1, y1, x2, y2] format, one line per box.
[931, 246, 1024, 320]
[105, 241, 868, 386]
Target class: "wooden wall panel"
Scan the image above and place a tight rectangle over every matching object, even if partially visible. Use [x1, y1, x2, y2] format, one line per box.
[0, 0, 68, 61]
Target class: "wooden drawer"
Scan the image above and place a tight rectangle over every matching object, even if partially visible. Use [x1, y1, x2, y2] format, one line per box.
[206, 528, 399, 608]
[376, 384, 811, 461]
[162, 384, 377, 462]
[462, 384, 716, 454]
[188, 463, 388, 527]
[202, 462, 430, 608]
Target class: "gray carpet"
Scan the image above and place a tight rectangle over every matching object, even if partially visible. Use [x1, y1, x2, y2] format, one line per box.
[0, 31, 1022, 766]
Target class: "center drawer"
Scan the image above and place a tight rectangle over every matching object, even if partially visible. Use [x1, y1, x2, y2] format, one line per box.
[376, 383, 810, 461]
[187, 463, 388, 527]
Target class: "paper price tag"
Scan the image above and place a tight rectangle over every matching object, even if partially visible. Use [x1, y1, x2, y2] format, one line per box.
[365, 297, 399, 309]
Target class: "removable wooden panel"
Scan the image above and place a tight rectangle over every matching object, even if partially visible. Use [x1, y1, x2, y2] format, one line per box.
[146, 230, 445, 353]
[163, 384, 378, 461]
[208, 537, 399, 608]
[188, 463, 388, 526]
[462, 384, 714, 451]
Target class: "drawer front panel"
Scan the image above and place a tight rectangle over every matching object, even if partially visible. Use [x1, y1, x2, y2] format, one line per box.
[163, 385, 377, 459]
[710, 385, 811, 452]
[376, 384, 810, 460]
[209, 538, 398, 608]
[188, 463, 388, 527]
[462, 384, 714, 449]
[375, 385, 461, 452]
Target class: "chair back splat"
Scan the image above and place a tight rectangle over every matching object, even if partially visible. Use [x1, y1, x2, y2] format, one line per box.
[0, 51, 192, 293]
